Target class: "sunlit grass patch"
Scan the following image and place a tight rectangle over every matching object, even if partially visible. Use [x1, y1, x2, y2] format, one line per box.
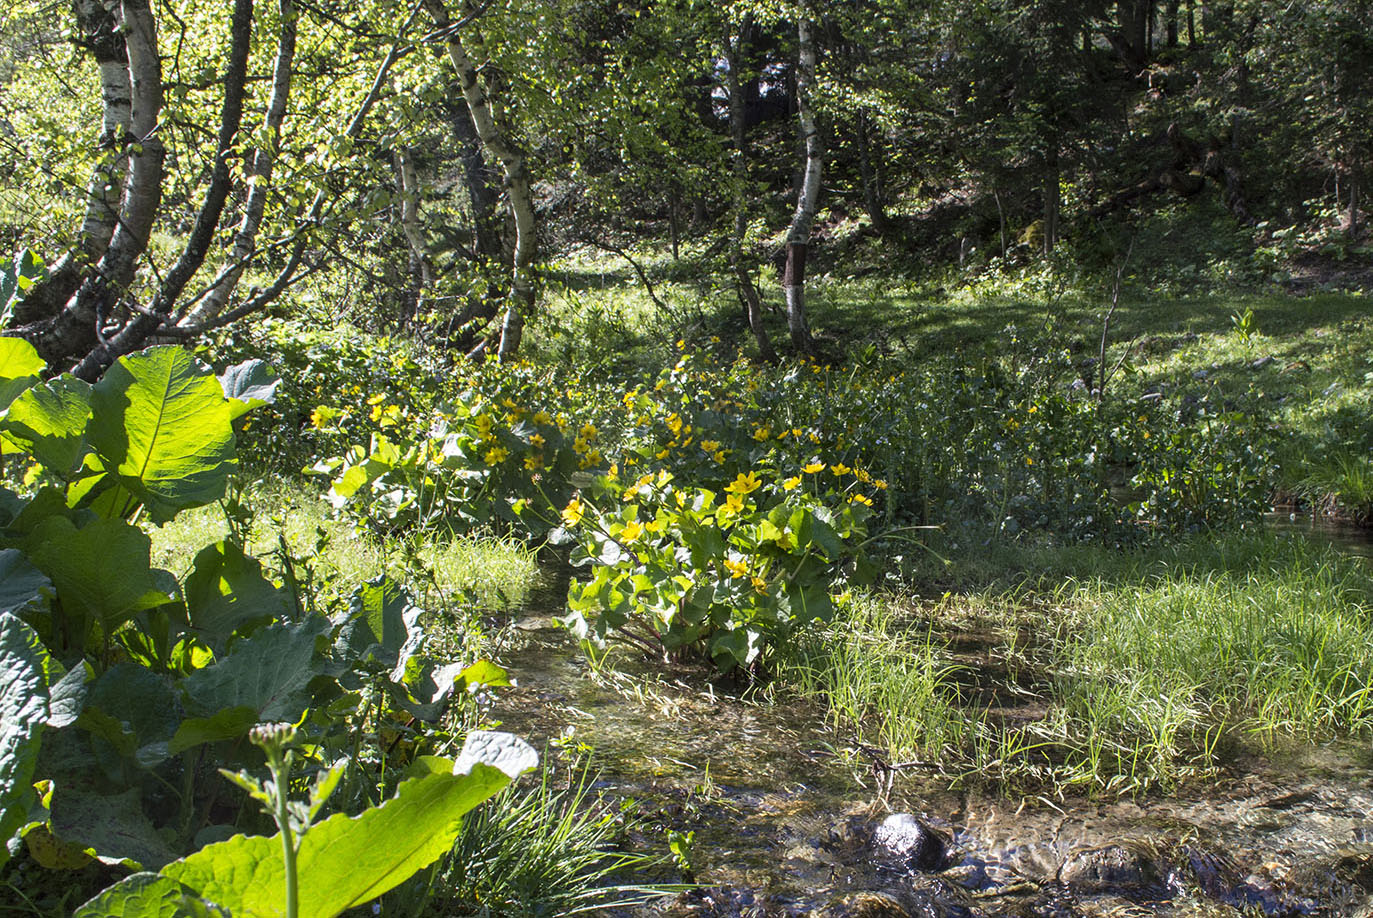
[785, 533, 1373, 796]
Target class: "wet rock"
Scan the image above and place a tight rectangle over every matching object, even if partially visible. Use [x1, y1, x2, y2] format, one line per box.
[871, 814, 949, 873]
[1182, 846, 1313, 917]
[1251, 355, 1276, 370]
[1056, 843, 1160, 891]
[661, 886, 795, 918]
[818, 891, 912, 918]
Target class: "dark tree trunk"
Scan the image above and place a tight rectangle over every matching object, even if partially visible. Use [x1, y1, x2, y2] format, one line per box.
[449, 95, 505, 262]
[1043, 147, 1060, 254]
[857, 110, 890, 236]
[726, 15, 776, 363]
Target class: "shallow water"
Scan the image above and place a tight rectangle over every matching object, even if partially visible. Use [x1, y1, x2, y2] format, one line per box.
[488, 552, 1373, 917]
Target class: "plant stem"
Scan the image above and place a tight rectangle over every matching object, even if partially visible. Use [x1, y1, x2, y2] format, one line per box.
[273, 762, 299, 918]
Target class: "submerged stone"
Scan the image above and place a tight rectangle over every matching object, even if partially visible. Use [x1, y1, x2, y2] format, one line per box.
[1057, 843, 1161, 891]
[871, 813, 949, 873]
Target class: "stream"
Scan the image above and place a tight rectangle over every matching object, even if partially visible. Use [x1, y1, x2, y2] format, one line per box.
[488, 524, 1373, 917]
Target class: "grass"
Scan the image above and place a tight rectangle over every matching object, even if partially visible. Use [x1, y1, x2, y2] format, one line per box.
[146, 478, 540, 658]
[781, 532, 1373, 795]
[416, 756, 670, 916]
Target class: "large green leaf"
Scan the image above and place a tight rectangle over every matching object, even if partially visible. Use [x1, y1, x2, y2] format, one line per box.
[0, 613, 49, 868]
[217, 359, 280, 421]
[0, 548, 51, 617]
[80, 664, 180, 760]
[73, 872, 224, 918]
[28, 517, 176, 642]
[0, 337, 46, 410]
[184, 541, 289, 648]
[88, 347, 236, 523]
[179, 618, 327, 741]
[1, 374, 93, 476]
[161, 732, 536, 918]
[334, 575, 420, 670]
[48, 786, 179, 869]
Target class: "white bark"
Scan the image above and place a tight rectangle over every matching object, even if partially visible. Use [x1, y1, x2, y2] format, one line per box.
[783, 10, 820, 350]
[180, 0, 297, 328]
[427, 0, 538, 360]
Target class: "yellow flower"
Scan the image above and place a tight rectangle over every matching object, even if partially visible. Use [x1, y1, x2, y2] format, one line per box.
[724, 471, 762, 495]
[701, 439, 720, 453]
[533, 410, 552, 425]
[530, 433, 545, 448]
[1026, 456, 1035, 466]
[782, 476, 801, 491]
[752, 426, 771, 442]
[723, 557, 749, 579]
[751, 576, 768, 594]
[712, 450, 727, 464]
[849, 493, 873, 506]
[645, 518, 665, 534]
[524, 454, 543, 470]
[502, 397, 518, 409]
[723, 493, 745, 514]
[309, 407, 331, 429]
[484, 445, 509, 465]
[855, 468, 872, 483]
[656, 448, 671, 460]
[579, 422, 599, 440]
[874, 479, 889, 490]
[831, 463, 851, 476]
[620, 520, 644, 542]
[803, 461, 825, 474]
[366, 393, 386, 406]
[474, 413, 495, 436]
[561, 499, 585, 525]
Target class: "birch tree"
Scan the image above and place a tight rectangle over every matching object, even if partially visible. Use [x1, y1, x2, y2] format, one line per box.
[782, 5, 820, 351]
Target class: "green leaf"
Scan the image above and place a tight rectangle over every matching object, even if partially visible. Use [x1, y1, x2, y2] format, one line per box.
[73, 872, 222, 918]
[184, 541, 289, 648]
[335, 576, 419, 668]
[168, 706, 257, 755]
[181, 618, 327, 728]
[0, 374, 93, 476]
[0, 613, 49, 868]
[162, 732, 536, 918]
[0, 249, 45, 319]
[48, 786, 179, 869]
[28, 517, 175, 640]
[88, 347, 237, 523]
[457, 660, 512, 691]
[0, 548, 51, 617]
[82, 664, 180, 754]
[0, 337, 45, 410]
[217, 359, 280, 421]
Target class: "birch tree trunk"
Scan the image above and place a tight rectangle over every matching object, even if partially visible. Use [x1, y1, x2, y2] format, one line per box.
[13, 0, 130, 325]
[180, 0, 297, 329]
[783, 10, 820, 352]
[726, 15, 776, 364]
[426, 0, 538, 362]
[395, 145, 434, 326]
[39, 0, 165, 368]
[71, 0, 254, 379]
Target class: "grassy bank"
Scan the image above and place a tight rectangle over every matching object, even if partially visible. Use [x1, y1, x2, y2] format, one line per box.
[780, 532, 1373, 795]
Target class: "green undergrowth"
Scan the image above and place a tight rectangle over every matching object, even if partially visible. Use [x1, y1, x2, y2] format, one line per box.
[530, 245, 1373, 520]
[782, 532, 1373, 796]
[148, 479, 539, 617]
